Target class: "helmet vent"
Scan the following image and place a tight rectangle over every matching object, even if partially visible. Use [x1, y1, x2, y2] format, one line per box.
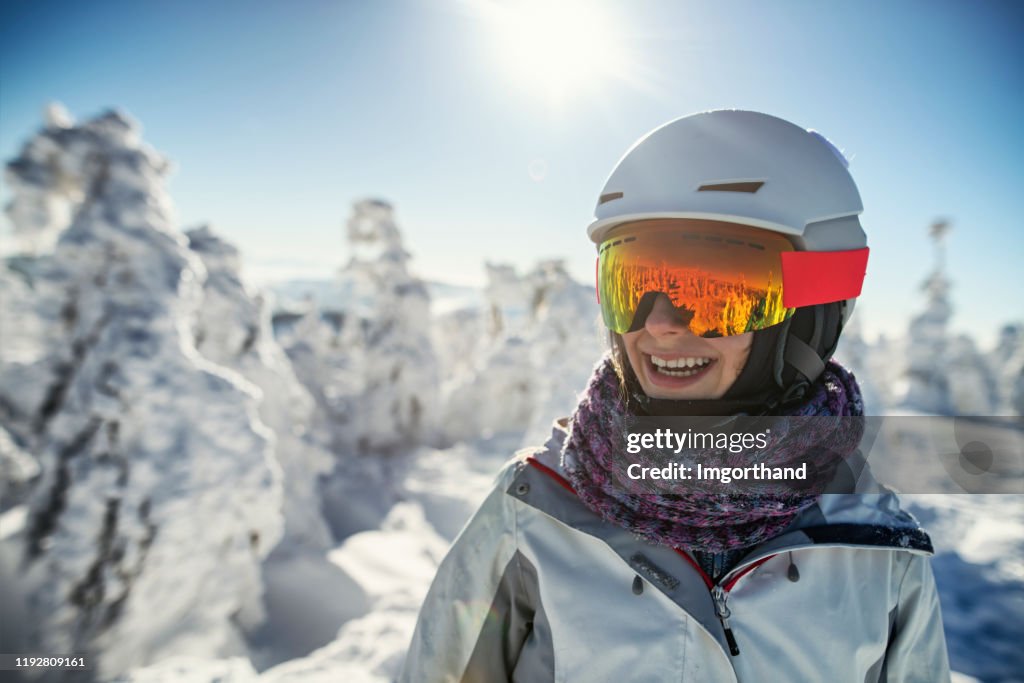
[698, 181, 764, 193]
[598, 191, 624, 205]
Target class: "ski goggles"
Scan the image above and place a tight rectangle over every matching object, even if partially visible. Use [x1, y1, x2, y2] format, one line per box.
[596, 219, 869, 337]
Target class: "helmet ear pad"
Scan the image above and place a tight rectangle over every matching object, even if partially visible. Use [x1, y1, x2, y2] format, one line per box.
[721, 301, 846, 404]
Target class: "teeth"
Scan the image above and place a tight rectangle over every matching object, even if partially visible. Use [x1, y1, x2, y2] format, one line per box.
[650, 355, 712, 368]
[656, 366, 701, 377]
[650, 355, 713, 376]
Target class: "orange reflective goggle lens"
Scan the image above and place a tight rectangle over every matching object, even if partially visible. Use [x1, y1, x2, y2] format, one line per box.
[597, 220, 797, 337]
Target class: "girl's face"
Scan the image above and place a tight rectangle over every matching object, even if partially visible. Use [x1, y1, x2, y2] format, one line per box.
[622, 294, 753, 400]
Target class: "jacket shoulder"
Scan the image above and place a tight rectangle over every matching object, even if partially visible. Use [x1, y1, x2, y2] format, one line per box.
[510, 417, 570, 472]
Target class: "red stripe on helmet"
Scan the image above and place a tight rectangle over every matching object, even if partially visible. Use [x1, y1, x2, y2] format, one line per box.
[781, 247, 869, 308]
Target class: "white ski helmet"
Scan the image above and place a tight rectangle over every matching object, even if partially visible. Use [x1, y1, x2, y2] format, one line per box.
[591, 110, 870, 412]
[588, 109, 867, 325]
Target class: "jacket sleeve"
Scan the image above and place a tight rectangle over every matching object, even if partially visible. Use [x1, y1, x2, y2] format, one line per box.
[398, 458, 536, 683]
[881, 553, 952, 682]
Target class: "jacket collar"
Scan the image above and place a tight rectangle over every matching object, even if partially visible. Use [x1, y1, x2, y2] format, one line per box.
[506, 418, 933, 661]
[515, 417, 934, 557]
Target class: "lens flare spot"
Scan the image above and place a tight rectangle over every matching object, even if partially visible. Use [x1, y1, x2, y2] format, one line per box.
[528, 158, 548, 182]
[453, 598, 503, 635]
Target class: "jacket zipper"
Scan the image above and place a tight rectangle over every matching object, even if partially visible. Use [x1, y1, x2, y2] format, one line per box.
[710, 552, 724, 581]
[521, 458, 930, 657]
[711, 585, 740, 656]
[525, 456, 768, 657]
[674, 548, 775, 658]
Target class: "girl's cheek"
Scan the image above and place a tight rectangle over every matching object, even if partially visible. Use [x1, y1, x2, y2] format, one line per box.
[732, 358, 744, 380]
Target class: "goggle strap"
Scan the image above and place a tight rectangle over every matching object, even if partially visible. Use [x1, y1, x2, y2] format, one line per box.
[781, 247, 869, 308]
[783, 334, 826, 384]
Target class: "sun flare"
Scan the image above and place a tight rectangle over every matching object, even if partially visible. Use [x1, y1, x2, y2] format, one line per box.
[477, 0, 628, 106]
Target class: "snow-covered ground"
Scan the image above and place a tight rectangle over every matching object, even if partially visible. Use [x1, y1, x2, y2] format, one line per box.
[903, 494, 1024, 683]
[46, 432, 1024, 683]
[1, 106, 1022, 683]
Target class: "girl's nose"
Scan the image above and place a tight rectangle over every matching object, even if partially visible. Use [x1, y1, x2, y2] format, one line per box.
[644, 294, 695, 337]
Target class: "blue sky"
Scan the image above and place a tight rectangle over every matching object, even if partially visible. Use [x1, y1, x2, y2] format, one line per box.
[1, 0, 1021, 346]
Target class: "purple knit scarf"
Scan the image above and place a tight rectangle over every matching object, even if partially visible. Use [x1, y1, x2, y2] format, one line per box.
[561, 355, 865, 552]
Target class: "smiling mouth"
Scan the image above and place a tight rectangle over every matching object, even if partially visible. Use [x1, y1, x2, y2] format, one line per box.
[650, 353, 714, 374]
[643, 353, 716, 384]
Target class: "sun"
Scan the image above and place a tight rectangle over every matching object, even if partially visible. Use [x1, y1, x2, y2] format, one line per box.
[475, 0, 629, 107]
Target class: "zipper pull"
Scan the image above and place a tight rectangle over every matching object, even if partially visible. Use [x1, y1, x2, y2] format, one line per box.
[712, 585, 740, 656]
[787, 552, 800, 582]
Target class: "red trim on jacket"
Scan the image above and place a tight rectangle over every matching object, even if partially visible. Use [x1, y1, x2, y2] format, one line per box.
[525, 456, 578, 495]
[525, 456, 775, 590]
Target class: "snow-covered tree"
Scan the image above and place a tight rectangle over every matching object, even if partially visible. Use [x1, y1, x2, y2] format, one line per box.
[283, 200, 440, 454]
[186, 225, 334, 551]
[483, 261, 529, 337]
[520, 259, 605, 445]
[440, 333, 536, 443]
[280, 305, 355, 450]
[431, 306, 487, 388]
[343, 200, 440, 452]
[1011, 367, 1024, 417]
[2, 103, 82, 254]
[0, 258, 50, 503]
[0, 424, 39, 506]
[895, 221, 955, 414]
[946, 333, 1000, 415]
[988, 323, 1024, 415]
[833, 307, 885, 413]
[2, 108, 284, 679]
[438, 259, 602, 446]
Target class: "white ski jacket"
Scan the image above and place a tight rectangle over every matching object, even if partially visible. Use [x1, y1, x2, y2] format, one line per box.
[400, 419, 951, 682]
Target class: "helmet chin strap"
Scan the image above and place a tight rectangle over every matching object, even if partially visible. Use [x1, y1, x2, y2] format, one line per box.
[625, 303, 845, 417]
